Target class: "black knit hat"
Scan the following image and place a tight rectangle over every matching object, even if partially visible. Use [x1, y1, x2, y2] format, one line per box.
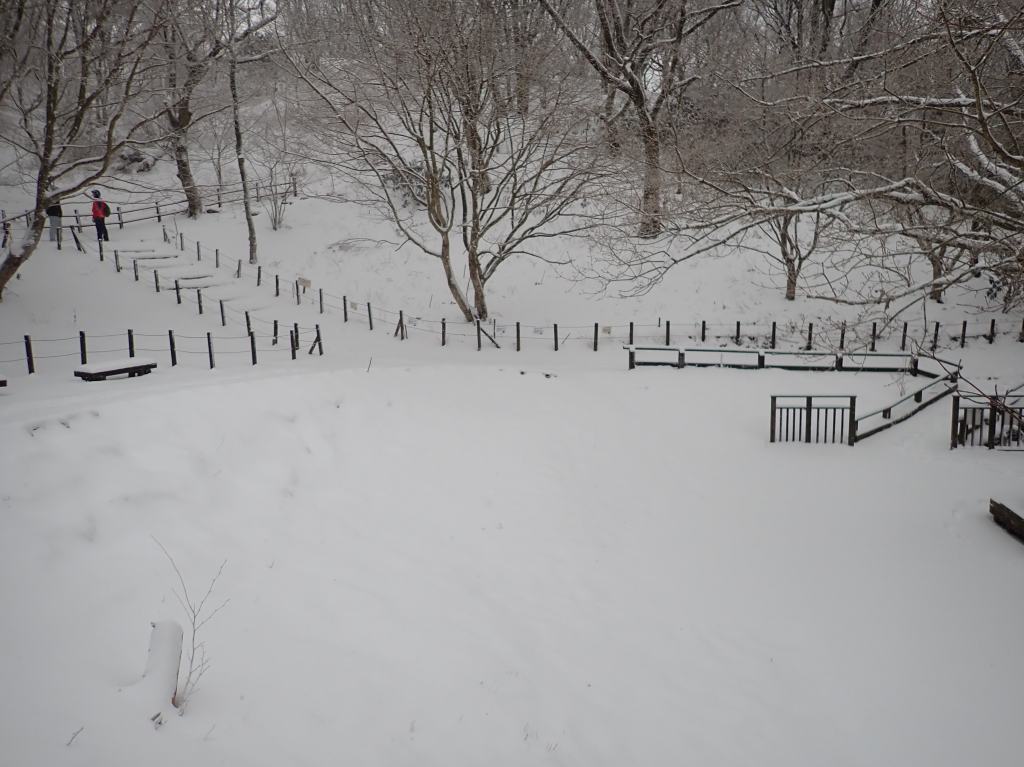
[92, 190, 101, 198]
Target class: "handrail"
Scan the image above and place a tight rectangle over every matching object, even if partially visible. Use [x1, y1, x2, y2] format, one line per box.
[856, 376, 957, 421]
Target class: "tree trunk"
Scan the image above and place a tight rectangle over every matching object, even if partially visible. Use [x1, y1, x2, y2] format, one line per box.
[638, 121, 662, 238]
[463, 113, 491, 196]
[0, 212, 45, 299]
[515, 71, 530, 119]
[929, 252, 944, 302]
[439, 233, 474, 322]
[171, 130, 202, 218]
[229, 57, 258, 265]
[467, 249, 488, 320]
[602, 88, 620, 154]
[785, 264, 798, 300]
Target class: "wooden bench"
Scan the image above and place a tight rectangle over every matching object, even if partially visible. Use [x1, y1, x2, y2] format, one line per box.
[624, 344, 764, 370]
[74, 357, 157, 381]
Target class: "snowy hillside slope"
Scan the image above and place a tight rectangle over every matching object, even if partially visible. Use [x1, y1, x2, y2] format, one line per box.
[1, 167, 1022, 767]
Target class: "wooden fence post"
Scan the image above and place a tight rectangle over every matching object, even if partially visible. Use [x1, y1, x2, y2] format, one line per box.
[215, 248, 219, 268]
[516, 321, 521, 351]
[79, 330, 87, 364]
[275, 274, 279, 296]
[931, 321, 940, 352]
[950, 396, 960, 449]
[249, 333, 257, 365]
[154, 270, 160, 293]
[367, 303, 373, 330]
[870, 322, 877, 352]
[476, 320, 482, 351]
[848, 397, 857, 446]
[98, 239, 104, 262]
[804, 396, 813, 443]
[806, 322, 813, 351]
[197, 289, 203, 315]
[219, 300, 226, 327]
[442, 318, 447, 346]
[769, 397, 776, 443]
[273, 320, 278, 345]
[24, 335, 34, 374]
[554, 323, 559, 351]
[116, 206, 124, 229]
[132, 258, 139, 282]
[295, 280, 301, 306]
[319, 288, 324, 314]
[961, 320, 968, 348]
[839, 322, 846, 351]
[196, 241, 201, 261]
[168, 330, 177, 366]
[245, 311, 252, 336]
[315, 324, 323, 355]
[702, 320, 708, 343]
[162, 224, 169, 243]
[343, 296, 348, 322]
[207, 332, 215, 369]
[257, 265, 262, 286]
[114, 250, 121, 273]
[128, 329, 135, 358]
[289, 330, 297, 360]
[179, 232, 184, 251]
[735, 321, 741, 345]
[155, 202, 161, 222]
[594, 323, 599, 352]
[900, 322, 908, 351]
[987, 401, 998, 449]
[235, 259, 241, 278]
[175, 279, 181, 304]
[665, 320, 671, 346]
[988, 318, 996, 343]
[629, 321, 634, 345]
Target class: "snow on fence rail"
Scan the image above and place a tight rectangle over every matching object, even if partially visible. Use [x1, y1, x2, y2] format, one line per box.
[1, 180, 295, 255]
[762, 354, 961, 447]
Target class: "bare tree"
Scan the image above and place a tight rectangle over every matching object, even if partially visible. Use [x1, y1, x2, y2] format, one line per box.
[0, 0, 169, 297]
[157, 0, 276, 217]
[538, 0, 741, 237]
[285, 0, 609, 321]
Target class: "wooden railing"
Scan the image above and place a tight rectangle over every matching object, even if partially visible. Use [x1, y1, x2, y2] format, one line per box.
[951, 393, 1024, 449]
[770, 395, 857, 445]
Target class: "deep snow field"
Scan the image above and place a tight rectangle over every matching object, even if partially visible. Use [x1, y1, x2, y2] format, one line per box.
[1, 170, 1023, 766]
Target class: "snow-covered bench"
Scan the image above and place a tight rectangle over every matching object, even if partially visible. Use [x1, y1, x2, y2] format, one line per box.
[625, 344, 764, 370]
[74, 358, 157, 381]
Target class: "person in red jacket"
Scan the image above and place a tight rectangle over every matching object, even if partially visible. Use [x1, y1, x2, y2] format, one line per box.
[91, 189, 110, 242]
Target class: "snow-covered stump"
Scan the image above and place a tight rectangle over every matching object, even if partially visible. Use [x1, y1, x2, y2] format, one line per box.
[129, 620, 183, 728]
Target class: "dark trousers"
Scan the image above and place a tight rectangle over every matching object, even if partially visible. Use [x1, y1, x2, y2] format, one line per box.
[93, 217, 109, 241]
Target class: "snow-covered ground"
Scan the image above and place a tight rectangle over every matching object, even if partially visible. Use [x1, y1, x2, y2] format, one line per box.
[1, 171, 1023, 766]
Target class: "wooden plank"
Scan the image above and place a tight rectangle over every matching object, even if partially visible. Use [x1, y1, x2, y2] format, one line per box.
[990, 500, 1024, 545]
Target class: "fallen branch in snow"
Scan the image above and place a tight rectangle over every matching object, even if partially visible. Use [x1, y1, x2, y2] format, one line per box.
[65, 726, 84, 746]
